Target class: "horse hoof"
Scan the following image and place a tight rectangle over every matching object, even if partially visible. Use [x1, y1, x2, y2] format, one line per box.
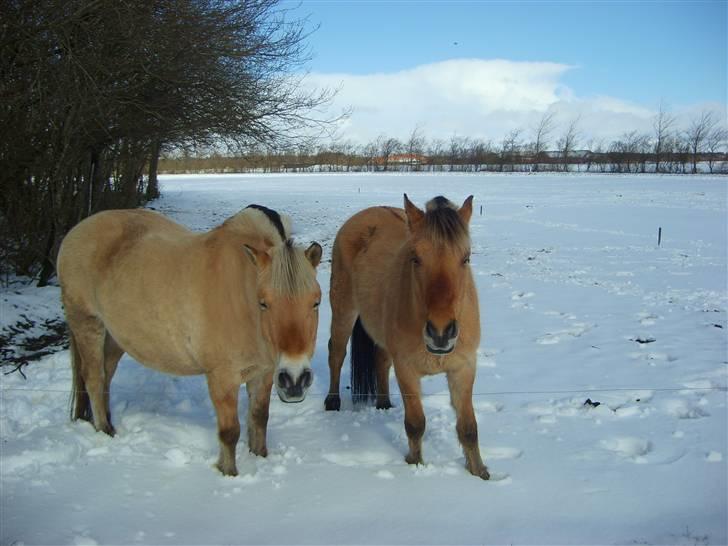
[215, 462, 238, 477]
[324, 394, 341, 411]
[405, 453, 423, 465]
[99, 424, 116, 437]
[249, 446, 268, 458]
[376, 400, 393, 410]
[469, 465, 490, 480]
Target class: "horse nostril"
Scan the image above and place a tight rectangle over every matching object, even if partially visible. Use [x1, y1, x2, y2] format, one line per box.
[425, 321, 438, 339]
[278, 371, 293, 390]
[445, 320, 458, 340]
[298, 369, 313, 389]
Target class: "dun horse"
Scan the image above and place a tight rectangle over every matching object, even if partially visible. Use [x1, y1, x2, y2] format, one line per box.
[325, 195, 489, 479]
[57, 205, 322, 476]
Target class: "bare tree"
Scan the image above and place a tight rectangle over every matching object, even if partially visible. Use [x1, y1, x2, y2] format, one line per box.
[466, 139, 491, 172]
[705, 126, 728, 174]
[686, 110, 720, 174]
[361, 141, 379, 172]
[376, 136, 401, 172]
[653, 102, 676, 173]
[427, 139, 447, 172]
[531, 111, 556, 172]
[448, 135, 472, 171]
[557, 116, 581, 172]
[405, 125, 426, 171]
[498, 129, 522, 172]
[675, 134, 691, 174]
[1, 0, 335, 285]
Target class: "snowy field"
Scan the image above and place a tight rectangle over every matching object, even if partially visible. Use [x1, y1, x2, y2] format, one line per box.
[1, 173, 726, 545]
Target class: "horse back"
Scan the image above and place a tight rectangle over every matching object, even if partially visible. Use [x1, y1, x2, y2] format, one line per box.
[331, 206, 409, 346]
[58, 209, 191, 293]
[333, 206, 407, 270]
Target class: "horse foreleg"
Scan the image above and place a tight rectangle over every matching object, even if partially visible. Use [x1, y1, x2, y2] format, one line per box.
[207, 373, 241, 476]
[394, 364, 425, 465]
[447, 364, 489, 480]
[246, 370, 273, 457]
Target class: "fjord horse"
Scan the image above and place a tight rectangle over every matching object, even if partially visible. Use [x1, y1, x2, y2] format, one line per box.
[57, 205, 322, 476]
[325, 195, 489, 479]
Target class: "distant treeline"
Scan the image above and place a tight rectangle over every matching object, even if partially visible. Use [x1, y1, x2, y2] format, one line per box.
[161, 111, 727, 175]
[160, 148, 728, 175]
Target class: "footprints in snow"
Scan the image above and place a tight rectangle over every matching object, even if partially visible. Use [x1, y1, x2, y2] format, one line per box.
[600, 436, 652, 461]
[510, 290, 594, 345]
[509, 287, 681, 365]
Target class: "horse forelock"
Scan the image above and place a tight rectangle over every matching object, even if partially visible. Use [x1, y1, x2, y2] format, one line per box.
[421, 203, 470, 252]
[425, 195, 456, 212]
[264, 240, 318, 297]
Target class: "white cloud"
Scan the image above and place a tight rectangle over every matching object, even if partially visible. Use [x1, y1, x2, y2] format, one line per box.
[303, 58, 726, 146]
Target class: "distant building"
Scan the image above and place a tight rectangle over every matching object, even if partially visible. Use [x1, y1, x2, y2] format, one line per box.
[544, 150, 592, 158]
[377, 153, 429, 165]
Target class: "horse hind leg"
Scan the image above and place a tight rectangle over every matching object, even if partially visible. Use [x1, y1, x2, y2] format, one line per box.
[375, 349, 393, 410]
[68, 313, 115, 436]
[325, 252, 357, 411]
[102, 333, 124, 434]
[325, 313, 356, 411]
[69, 334, 91, 422]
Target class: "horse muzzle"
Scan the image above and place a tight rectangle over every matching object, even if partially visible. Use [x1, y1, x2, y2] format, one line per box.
[275, 361, 313, 403]
[424, 320, 458, 355]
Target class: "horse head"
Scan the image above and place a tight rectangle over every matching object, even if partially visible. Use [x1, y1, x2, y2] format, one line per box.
[244, 239, 322, 402]
[403, 194, 473, 355]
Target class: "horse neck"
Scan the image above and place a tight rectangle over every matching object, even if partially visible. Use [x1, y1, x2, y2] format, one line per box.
[221, 211, 286, 250]
[200, 229, 273, 356]
[215, 223, 276, 251]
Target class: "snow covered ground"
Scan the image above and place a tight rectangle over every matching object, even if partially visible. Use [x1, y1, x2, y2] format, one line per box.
[1, 173, 726, 545]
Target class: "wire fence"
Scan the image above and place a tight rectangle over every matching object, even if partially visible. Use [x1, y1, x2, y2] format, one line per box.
[0, 385, 725, 397]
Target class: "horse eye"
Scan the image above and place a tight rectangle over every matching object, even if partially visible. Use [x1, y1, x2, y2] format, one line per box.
[313, 301, 320, 310]
[259, 301, 268, 310]
[411, 255, 421, 266]
[462, 254, 471, 265]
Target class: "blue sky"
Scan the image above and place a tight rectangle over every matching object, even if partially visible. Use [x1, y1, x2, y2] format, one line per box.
[290, 1, 727, 143]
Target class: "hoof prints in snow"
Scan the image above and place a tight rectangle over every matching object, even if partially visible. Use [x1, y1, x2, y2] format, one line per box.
[322, 451, 396, 467]
[600, 436, 652, 461]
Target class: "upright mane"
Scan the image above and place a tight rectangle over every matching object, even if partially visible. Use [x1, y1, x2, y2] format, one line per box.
[422, 196, 470, 251]
[223, 205, 292, 245]
[265, 239, 318, 297]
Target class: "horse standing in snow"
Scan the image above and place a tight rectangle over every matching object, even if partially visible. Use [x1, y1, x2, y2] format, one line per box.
[57, 205, 322, 476]
[324, 194, 489, 479]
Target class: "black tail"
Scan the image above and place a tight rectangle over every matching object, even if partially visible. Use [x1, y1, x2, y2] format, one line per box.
[350, 318, 377, 405]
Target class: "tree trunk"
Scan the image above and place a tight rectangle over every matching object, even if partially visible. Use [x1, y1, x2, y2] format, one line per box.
[146, 140, 161, 201]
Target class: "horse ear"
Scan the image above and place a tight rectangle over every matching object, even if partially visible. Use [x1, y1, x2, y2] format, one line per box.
[305, 242, 322, 268]
[403, 193, 424, 229]
[243, 245, 271, 268]
[458, 195, 474, 225]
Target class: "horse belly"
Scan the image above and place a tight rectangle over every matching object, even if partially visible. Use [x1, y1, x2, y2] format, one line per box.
[102, 311, 203, 375]
[96, 242, 206, 376]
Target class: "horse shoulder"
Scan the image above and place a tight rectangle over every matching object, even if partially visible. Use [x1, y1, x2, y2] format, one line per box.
[195, 231, 265, 368]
